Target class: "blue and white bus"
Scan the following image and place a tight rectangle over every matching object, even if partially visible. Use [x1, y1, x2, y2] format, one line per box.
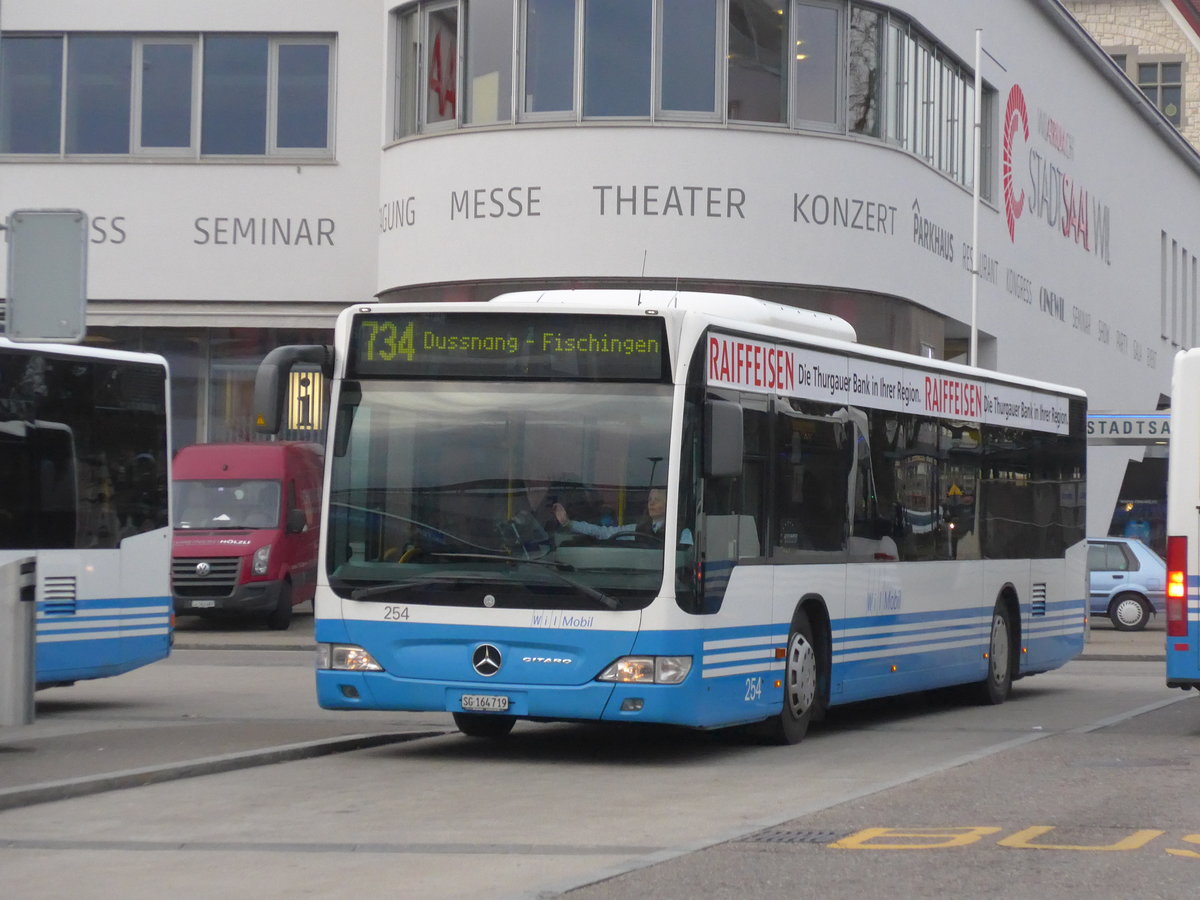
[1166, 348, 1200, 694]
[257, 290, 1087, 742]
[0, 338, 173, 687]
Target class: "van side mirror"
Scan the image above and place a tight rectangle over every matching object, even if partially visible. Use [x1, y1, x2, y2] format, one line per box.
[704, 398, 743, 478]
[285, 508, 307, 534]
[253, 345, 332, 435]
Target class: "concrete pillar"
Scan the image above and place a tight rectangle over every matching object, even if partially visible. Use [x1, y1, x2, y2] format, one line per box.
[0, 557, 37, 727]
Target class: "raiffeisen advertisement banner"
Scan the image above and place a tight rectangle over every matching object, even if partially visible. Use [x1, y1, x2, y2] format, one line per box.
[705, 332, 1070, 435]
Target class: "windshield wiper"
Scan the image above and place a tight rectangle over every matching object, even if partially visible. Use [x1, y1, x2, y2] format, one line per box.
[343, 557, 620, 611]
[427, 551, 572, 570]
[348, 573, 496, 602]
[428, 552, 619, 610]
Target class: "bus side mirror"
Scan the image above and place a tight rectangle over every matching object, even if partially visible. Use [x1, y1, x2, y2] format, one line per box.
[253, 345, 332, 435]
[704, 399, 743, 478]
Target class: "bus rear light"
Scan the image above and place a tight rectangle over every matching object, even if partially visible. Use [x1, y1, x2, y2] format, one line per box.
[1166, 536, 1188, 638]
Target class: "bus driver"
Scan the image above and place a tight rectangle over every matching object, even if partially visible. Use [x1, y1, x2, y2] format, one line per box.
[552, 488, 693, 544]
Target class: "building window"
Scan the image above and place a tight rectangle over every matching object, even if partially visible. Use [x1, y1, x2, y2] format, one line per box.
[1138, 59, 1183, 126]
[425, 4, 460, 127]
[202, 37, 269, 155]
[523, 0, 576, 116]
[848, 6, 882, 136]
[1109, 48, 1184, 128]
[0, 36, 64, 154]
[386, 1, 995, 196]
[0, 32, 334, 159]
[66, 36, 133, 154]
[466, 0, 514, 124]
[728, 0, 788, 123]
[794, 1, 842, 129]
[659, 0, 720, 117]
[583, 0, 653, 118]
[137, 41, 197, 153]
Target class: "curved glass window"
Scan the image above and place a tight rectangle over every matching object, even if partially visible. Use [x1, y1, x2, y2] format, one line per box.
[661, 0, 719, 115]
[794, 2, 842, 128]
[524, 0, 576, 114]
[584, 0, 653, 117]
[728, 0, 787, 123]
[389, 0, 995, 198]
[466, 1, 514, 123]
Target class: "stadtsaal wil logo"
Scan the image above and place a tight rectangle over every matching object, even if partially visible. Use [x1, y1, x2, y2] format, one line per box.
[1002, 83, 1029, 243]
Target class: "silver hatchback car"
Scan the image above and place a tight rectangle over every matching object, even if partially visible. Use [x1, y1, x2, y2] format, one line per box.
[1087, 537, 1167, 631]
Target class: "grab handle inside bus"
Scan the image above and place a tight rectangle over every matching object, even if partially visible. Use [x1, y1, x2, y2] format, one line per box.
[253, 344, 333, 435]
[704, 398, 743, 478]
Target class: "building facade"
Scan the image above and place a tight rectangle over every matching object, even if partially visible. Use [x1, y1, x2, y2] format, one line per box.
[2, 0, 1200, 538]
[1066, 0, 1200, 146]
[1062, 0, 1200, 549]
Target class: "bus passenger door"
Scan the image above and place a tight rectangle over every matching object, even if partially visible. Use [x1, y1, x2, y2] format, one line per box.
[697, 395, 777, 723]
[698, 395, 770, 615]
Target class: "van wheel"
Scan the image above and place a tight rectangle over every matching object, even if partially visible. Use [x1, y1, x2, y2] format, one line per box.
[266, 583, 293, 631]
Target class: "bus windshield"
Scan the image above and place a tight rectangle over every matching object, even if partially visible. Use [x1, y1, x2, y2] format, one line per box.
[327, 381, 676, 610]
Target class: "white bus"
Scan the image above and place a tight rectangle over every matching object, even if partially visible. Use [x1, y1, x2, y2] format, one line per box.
[1166, 349, 1200, 693]
[256, 290, 1087, 742]
[0, 338, 173, 687]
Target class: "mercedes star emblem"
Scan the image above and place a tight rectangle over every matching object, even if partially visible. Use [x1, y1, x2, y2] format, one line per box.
[472, 643, 502, 677]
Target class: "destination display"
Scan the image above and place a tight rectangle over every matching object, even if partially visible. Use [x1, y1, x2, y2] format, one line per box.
[349, 312, 669, 381]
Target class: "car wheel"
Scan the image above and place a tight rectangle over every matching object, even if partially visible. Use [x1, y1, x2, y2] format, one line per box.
[1109, 592, 1151, 631]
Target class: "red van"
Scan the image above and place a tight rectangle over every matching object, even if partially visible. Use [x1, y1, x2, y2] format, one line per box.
[171, 442, 323, 630]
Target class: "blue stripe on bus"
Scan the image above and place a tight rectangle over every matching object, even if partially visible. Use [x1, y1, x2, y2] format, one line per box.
[35, 597, 172, 685]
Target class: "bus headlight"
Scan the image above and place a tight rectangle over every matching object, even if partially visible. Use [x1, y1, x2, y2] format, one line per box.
[317, 642, 383, 672]
[597, 655, 692, 684]
[252, 544, 272, 575]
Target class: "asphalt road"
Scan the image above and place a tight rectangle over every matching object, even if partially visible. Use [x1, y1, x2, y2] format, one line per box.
[0, 611, 1190, 899]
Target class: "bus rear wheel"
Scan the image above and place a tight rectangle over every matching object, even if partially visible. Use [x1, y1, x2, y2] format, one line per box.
[453, 712, 516, 739]
[763, 611, 820, 745]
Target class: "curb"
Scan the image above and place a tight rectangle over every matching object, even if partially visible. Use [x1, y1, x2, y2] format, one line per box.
[0, 730, 446, 812]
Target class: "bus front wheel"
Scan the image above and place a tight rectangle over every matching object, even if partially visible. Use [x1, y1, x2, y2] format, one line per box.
[972, 602, 1013, 705]
[453, 712, 516, 739]
[763, 610, 820, 745]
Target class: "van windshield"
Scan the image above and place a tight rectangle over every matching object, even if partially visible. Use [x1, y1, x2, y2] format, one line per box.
[174, 479, 281, 529]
